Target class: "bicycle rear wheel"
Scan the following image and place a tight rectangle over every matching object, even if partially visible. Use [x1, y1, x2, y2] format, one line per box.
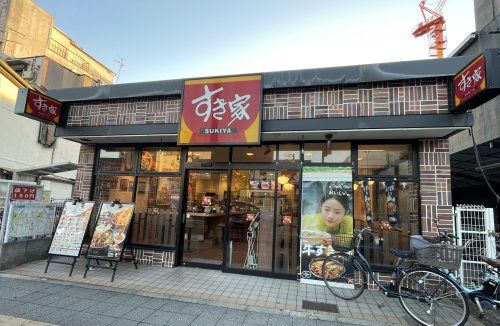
[322, 253, 366, 300]
[398, 267, 469, 326]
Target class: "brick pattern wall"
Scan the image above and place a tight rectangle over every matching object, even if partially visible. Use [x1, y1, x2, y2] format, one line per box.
[72, 144, 95, 200]
[67, 96, 181, 127]
[66, 78, 449, 127]
[419, 139, 452, 236]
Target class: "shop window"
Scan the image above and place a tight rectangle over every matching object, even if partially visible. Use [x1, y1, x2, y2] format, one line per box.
[132, 176, 181, 247]
[92, 175, 135, 234]
[93, 175, 135, 203]
[304, 142, 351, 163]
[278, 144, 300, 162]
[227, 170, 274, 271]
[358, 144, 413, 176]
[353, 180, 420, 266]
[232, 145, 276, 163]
[140, 148, 180, 172]
[98, 148, 136, 172]
[187, 147, 229, 162]
[275, 169, 299, 274]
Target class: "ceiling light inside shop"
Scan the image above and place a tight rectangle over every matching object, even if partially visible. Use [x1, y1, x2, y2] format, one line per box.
[368, 180, 375, 186]
[246, 152, 254, 156]
[353, 183, 359, 191]
[283, 183, 294, 190]
[278, 175, 289, 184]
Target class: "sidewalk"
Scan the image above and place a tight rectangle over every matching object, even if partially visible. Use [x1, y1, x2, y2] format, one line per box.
[0, 275, 357, 326]
[0, 258, 487, 325]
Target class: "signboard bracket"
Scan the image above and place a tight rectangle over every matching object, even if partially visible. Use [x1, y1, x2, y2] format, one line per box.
[44, 255, 77, 277]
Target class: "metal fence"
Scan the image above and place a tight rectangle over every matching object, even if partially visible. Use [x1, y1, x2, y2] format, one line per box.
[453, 205, 496, 288]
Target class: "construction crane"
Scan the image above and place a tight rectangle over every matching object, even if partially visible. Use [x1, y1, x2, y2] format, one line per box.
[412, 0, 447, 58]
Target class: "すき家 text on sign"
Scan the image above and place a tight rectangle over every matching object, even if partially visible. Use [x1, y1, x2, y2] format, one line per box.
[14, 89, 66, 126]
[178, 75, 262, 145]
[11, 186, 38, 200]
[453, 55, 486, 109]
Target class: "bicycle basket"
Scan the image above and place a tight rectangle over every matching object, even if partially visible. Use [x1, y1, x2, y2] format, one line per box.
[331, 235, 355, 253]
[415, 244, 463, 270]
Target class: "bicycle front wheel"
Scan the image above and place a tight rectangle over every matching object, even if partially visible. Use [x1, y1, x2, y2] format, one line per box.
[398, 267, 469, 326]
[322, 253, 366, 300]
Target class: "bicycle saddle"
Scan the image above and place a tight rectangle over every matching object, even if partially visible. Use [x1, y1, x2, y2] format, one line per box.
[481, 256, 500, 268]
[390, 249, 413, 259]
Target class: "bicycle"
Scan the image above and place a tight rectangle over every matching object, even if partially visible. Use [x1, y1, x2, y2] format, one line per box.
[322, 228, 469, 325]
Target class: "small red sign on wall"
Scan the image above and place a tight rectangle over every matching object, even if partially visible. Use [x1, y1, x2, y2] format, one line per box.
[453, 55, 487, 109]
[15, 89, 66, 126]
[11, 186, 38, 201]
[178, 75, 262, 145]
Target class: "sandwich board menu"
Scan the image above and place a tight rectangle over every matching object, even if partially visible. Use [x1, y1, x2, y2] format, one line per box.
[87, 203, 134, 261]
[48, 201, 94, 257]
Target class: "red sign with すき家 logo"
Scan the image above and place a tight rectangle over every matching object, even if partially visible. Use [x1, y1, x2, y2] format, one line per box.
[453, 55, 487, 109]
[26, 90, 62, 124]
[11, 186, 38, 201]
[178, 75, 262, 145]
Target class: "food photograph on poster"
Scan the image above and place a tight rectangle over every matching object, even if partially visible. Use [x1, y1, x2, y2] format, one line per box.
[87, 203, 134, 261]
[48, 201, 95, 257]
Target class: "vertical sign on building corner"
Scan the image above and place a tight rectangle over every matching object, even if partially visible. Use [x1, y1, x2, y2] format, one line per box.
[14, 88, 66, 126]
[451, 54, 487, 112]
[178, 75, 262, 145]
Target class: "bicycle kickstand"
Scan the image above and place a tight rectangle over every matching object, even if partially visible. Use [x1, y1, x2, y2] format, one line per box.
[474, 297, 485, 319]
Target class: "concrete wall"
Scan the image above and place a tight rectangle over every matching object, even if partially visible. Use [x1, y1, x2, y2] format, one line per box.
[1, 0, 52, 58]
[0, 238, 51, 270]
[449, 0, 500, 153]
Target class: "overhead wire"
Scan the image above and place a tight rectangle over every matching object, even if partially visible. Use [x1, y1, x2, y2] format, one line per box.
[469, 127, 500, 202]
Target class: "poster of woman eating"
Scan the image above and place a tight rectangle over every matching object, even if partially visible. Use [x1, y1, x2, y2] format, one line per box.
[299, 166, 353, 285]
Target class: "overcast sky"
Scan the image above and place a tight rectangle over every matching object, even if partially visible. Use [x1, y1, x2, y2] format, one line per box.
[35, 0, 476, 84]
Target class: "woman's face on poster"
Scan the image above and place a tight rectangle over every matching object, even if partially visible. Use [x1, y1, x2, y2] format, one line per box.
[321, 198, 346, 227]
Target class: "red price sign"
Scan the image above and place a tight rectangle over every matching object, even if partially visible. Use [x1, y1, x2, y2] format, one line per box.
[11, 186, 38, 201]
[179, 75, 262, 145]
[453, 55, 487, 109]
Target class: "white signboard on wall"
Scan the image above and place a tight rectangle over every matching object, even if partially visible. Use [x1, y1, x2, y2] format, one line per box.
[3, 202, 56, 243]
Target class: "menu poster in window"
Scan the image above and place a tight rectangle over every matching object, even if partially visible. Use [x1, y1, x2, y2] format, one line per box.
[3, 203, 56, 243]
[156, 178, 172, 206]
[48, 201, 94, 257]
[87, 203, 134, 261]
[363, 181, 372, 224]
[385, 181, 399, 227]
[299, 166, 353, 285]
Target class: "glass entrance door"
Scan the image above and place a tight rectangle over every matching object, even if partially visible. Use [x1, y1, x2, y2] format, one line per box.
[182, 171, 227, 266]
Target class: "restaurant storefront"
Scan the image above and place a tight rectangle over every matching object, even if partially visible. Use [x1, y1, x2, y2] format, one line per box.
[44, 56, 475, 279]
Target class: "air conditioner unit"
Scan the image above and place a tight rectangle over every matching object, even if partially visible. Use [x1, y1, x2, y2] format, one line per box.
[21, 70, 33, 80]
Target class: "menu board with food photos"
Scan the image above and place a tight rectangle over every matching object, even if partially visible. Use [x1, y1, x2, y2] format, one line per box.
[87, 203, 134, 261]
[48, 201, 95, 257]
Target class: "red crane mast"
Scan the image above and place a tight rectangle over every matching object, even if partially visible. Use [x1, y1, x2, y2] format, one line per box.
[412, 0, 447, 58]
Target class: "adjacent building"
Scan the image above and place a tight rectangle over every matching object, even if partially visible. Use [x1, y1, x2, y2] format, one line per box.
[0, 0, 115, 200]
[449, 0, 500, 225]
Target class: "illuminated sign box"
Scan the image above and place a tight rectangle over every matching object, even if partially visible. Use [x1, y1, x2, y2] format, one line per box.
[178, 75, 262, 145]
[14, 88, 67, 126]
[451, 48, 500, 113]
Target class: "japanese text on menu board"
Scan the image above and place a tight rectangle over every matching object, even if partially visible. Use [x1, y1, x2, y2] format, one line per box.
[11, 186, 37, 200]
[178, 75, 262, 145]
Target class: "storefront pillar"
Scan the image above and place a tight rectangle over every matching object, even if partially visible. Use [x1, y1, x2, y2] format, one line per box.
[419, 139, 453, 236]
[72, 144, 96, 200]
